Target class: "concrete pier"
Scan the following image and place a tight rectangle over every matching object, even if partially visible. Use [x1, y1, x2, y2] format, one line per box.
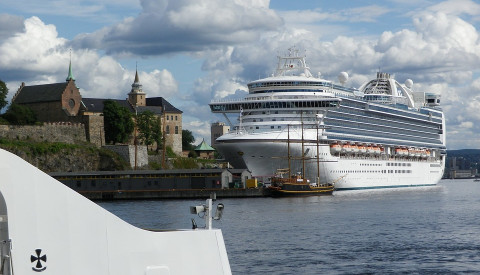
[78, 188, 264, 200]
[49, 169, 264, 200]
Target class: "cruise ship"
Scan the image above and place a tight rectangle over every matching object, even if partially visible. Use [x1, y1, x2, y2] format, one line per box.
[209, 47, 446, 190]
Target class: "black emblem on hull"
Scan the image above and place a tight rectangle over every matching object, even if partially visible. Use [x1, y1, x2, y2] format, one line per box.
[31, 249, 47, 272]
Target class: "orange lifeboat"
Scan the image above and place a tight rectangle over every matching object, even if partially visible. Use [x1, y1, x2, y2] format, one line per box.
[343, 144, 354, 154]
[358, 145, 366, 154]
[330, 143, 342, 153]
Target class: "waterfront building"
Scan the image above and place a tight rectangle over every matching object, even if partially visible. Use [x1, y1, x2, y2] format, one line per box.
[211, 122, 230, 146]
[11, 63, 183, 154]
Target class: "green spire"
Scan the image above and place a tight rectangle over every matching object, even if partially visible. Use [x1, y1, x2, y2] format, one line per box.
[66, 51, 75, 81]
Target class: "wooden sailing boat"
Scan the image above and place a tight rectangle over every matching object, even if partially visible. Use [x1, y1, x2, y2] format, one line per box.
[265, 116, 334, 197]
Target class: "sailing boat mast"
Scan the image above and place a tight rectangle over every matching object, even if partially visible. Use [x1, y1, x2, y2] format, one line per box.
[316, 120, 320, 184]
[301, 112, 306, 183]
[287, 124, 291, 178]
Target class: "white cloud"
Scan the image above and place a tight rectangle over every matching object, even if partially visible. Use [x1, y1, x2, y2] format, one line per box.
[0, 16, 178, 103]
[428, 0, 480, 17]
[0, 17, 67, 73]
[1, 0, 140, 22]
[0, 14, 24, 40]
[71, 0, 284, 55]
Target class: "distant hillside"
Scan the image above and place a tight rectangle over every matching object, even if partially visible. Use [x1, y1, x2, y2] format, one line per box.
[446, 149, 480, 170]
[446, 149, 480, 157]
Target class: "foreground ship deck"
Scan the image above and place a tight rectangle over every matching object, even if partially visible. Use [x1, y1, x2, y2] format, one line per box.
[0, 149, 232, 274]
[210, 47, 446, 190]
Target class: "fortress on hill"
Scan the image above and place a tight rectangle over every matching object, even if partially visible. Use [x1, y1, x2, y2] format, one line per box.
[9, 61, 183, 154]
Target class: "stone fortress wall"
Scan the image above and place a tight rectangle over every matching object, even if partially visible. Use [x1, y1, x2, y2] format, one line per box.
[0, 122, 87, 144]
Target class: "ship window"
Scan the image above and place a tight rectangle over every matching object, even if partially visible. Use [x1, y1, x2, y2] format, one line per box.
[271, 126, 274, 129]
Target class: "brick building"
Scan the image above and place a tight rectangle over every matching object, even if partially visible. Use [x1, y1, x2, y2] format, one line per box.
[11, 63, 183, 154]
[11, 61, 81, 122]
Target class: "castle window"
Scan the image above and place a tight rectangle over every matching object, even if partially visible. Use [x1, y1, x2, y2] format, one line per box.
[175, 116, 178, 121]
[175, 126, 178, 134]
[171, 115, 173, 120]
[166, 125, 170, 134]
[166, 115, 169, 120]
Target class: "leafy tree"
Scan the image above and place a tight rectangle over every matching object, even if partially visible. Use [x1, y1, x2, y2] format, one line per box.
[0, 80, 7, 111]
[136, 110, 162, 150]
[103, 100, 134, 144]
[2, 104, 37, 125]
[182, 129, 195, 151]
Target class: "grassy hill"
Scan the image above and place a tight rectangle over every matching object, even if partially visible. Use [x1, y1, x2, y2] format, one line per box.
[0, 138, 129, 172]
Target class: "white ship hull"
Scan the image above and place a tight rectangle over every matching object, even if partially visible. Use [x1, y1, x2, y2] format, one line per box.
[215, 131, 444, 190]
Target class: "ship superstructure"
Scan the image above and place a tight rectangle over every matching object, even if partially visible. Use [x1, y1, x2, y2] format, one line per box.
[209, 47, 445, 190]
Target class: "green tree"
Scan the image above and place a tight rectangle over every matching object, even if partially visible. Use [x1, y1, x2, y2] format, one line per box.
[3, 104, 37, 125]
[0, 80, 7, 111]
[182, 129, 195, 151]
[103, 100, 134, 144]
[137, 110, 162, 150]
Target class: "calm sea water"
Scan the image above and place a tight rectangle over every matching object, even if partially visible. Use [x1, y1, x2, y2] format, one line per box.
[98, 179, 480, 274]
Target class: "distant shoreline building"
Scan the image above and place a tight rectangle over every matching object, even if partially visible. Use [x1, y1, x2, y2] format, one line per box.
[11, 62, 183, 154]
[194, 139, 215, 159]
[211, 122, 230, 147]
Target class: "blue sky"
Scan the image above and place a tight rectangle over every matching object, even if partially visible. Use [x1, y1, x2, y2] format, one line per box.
[1, 0, 480, 149]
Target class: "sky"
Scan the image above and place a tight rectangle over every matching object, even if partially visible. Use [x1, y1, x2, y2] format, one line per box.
[1, 0, 480, 149]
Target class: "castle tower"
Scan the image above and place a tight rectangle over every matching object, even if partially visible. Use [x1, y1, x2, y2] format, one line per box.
[128, 69, 146, 107]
